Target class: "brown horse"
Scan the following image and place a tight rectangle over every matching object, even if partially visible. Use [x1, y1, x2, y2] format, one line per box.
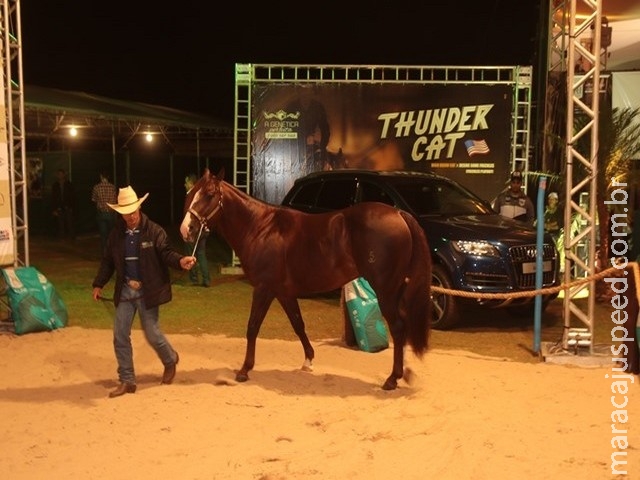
[180, 168, 432, 390]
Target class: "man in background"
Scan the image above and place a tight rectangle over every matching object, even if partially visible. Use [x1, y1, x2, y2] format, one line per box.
[536, 190, 565, 271]
[491, 170, 534, 225]
[91, 170, 118, 254]
[542, 191, 563, 242]
[184, 174, 211, 287]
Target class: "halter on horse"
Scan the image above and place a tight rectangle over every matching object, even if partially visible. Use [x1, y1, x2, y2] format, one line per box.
[180, 168, 432, 390]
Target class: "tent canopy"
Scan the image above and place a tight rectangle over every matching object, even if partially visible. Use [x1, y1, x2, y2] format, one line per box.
[24, 85, 233, 156]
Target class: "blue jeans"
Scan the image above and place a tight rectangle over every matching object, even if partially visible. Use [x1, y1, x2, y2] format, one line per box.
[113, 284, 176, 384]
[185, 238, 210, 285]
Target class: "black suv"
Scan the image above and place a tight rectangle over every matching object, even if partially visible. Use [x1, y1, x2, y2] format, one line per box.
[281, 170, 560, 329]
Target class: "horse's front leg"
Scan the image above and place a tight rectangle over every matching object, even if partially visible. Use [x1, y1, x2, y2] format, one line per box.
[277, 296, 314, 372]
[383, 319, 407, 390]
[236, 288, 275, 383]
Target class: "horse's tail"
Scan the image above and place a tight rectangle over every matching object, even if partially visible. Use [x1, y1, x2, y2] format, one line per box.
[399, 211, 432, 357]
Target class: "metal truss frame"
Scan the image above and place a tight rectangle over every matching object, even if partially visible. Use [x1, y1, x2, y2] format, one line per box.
[234, 64, 533, 268]
[548, 0, 603, 350]
[1, 0, 28, 267]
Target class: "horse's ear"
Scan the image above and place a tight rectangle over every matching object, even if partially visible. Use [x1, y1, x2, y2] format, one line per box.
[217, 167, 225, 181]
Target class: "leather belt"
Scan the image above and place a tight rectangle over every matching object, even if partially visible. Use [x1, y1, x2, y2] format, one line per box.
[127, 279, 142, 290]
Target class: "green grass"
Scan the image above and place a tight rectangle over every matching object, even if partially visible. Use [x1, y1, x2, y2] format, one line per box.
[8, 230, 619, 364]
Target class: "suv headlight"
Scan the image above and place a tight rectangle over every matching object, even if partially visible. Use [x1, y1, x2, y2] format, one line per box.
[451, 240, 500, 258]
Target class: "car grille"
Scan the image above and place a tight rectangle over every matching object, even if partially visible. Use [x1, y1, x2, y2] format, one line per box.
[464, 272, 510, 288]
[510, 244, 558, 288]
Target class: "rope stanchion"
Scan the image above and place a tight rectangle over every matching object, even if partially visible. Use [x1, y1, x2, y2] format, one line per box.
[431, 262, 639, 301]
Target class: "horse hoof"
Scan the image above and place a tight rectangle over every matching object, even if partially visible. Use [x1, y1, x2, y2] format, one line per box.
[235, 371, 249, 383]
[382, 378, 398, 390]
[301, 359, 313, 372]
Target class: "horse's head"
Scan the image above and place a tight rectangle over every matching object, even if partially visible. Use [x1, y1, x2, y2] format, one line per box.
[180, 167, 225, 243]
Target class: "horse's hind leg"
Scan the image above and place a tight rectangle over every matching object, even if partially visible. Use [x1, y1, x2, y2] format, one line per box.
[277, 296, 315, 372]
[236, 289, 275, 383]
[378, 296, 407, 391]
[383, 337, 406, 390]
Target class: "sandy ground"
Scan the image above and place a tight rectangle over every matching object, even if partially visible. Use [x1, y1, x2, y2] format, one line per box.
[0, 326, 637, 479]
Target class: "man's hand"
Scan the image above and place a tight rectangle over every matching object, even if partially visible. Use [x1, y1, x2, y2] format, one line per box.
[180, 256, 197, 270]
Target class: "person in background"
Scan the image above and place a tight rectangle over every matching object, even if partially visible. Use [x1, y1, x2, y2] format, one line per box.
[491, 170, 535, 225]
[542, 192, 563, 242]
[51, 168, 76, 239]
[91, 186, 196, 398]
[184, 173, 211, 287]
[91, 170, 118, 254]
[536, 190, 565, 272]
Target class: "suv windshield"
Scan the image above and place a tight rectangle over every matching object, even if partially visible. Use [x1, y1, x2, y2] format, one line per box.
[387, 178, 493, 216]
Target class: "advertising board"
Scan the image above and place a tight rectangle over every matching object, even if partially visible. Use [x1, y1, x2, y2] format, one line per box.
[243, 66, 529, 205]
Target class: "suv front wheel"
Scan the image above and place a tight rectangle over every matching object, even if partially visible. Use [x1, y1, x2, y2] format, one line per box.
[431, 264, 459, 330]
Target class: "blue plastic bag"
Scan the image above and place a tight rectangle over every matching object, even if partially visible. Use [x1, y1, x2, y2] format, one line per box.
[343, 277, 389, 352]
[1, 266, 68, 335]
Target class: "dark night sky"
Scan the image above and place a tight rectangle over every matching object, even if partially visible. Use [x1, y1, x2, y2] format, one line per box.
[20, 1, 542, 121]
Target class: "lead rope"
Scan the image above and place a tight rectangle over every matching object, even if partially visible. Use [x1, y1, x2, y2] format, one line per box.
[191, 222, 205, 256]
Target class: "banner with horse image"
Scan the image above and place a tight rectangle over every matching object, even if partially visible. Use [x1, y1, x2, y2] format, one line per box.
[251, 82, 513, 205]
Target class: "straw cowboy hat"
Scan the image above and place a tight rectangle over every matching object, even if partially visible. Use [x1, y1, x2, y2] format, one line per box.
[107, 186, 149, 215]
